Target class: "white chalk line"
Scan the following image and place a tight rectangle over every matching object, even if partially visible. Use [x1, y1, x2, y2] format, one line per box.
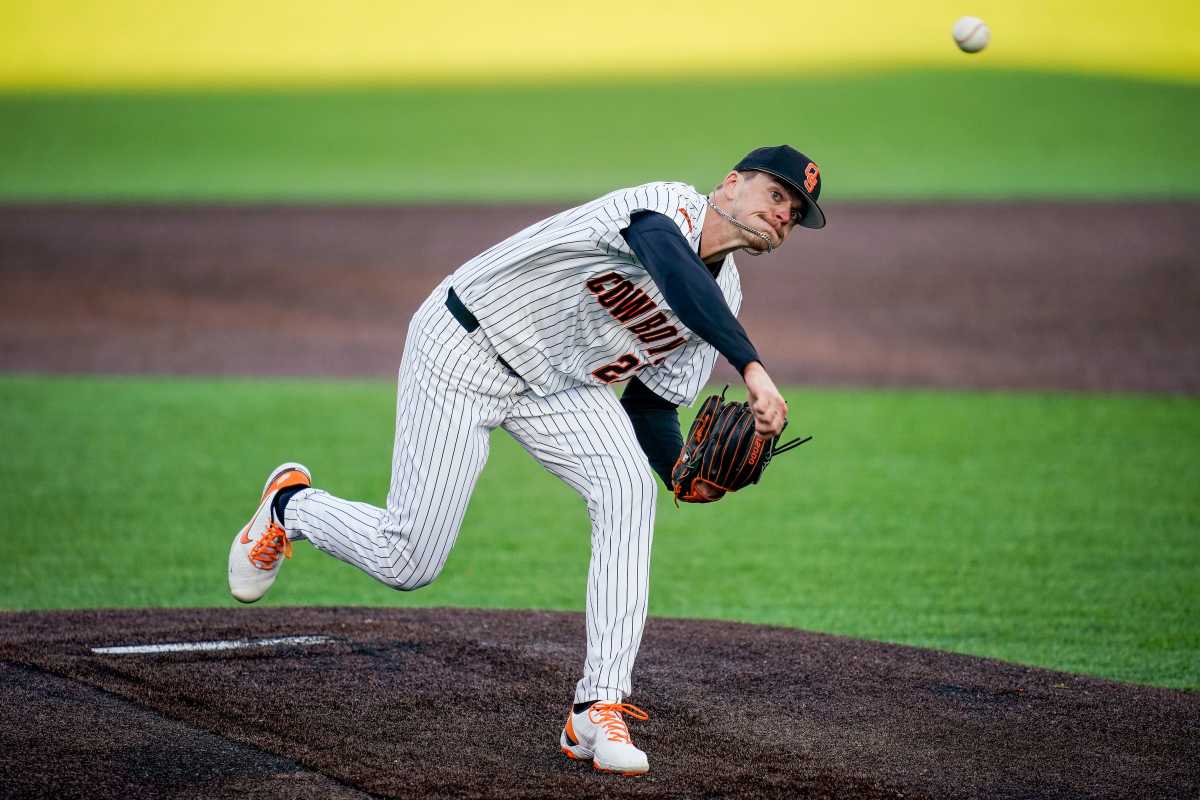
[91, 635, 336, 655]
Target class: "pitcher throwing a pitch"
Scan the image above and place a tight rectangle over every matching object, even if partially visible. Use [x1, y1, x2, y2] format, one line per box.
[228, 145, 826, 775]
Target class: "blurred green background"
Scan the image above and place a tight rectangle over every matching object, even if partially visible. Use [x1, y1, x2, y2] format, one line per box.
[3, 71, 1199, 201]
[3, 1, 1200, 200]
[1, 2, 1197, 691]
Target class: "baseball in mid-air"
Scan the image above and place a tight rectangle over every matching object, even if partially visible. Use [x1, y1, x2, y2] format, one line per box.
[952, 16, 990, 53]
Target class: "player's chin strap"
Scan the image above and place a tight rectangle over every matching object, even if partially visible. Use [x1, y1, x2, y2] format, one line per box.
[707, 196, 774, 255]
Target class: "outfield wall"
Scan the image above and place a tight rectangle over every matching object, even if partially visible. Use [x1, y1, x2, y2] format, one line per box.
[3, 0, 1199, 89]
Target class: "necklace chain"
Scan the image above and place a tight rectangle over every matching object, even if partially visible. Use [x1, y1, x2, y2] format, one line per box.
[707, 195, 773, 255]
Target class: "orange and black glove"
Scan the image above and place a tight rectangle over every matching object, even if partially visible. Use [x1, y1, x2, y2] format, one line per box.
[671, 387, 811, 504]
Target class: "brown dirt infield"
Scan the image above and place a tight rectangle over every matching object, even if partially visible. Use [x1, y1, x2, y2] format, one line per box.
[2, 202, 1198, 391]
[1, 204, 1198, 798]
[2, 607, 1197, 800]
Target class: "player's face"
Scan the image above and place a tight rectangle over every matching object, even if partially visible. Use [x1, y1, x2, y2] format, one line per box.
[731, 172, 806, 250]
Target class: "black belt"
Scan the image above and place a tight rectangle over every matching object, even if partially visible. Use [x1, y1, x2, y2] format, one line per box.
[445, 287, 480, 332]
[445, 287, 517, 375]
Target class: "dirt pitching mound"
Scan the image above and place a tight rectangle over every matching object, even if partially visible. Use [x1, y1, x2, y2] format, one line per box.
[2, 607, 1196, 799]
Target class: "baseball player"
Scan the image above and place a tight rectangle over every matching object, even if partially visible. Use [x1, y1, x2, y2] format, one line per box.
[228, 145, 826, 776]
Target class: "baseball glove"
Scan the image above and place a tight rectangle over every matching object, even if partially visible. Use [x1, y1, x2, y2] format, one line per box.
[671, 387, 811, 504]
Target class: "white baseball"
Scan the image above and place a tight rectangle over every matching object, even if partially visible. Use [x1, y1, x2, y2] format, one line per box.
[952, 16, 990, 53]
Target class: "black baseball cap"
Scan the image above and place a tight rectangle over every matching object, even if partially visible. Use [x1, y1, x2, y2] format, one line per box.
[734, 145, 826, 229]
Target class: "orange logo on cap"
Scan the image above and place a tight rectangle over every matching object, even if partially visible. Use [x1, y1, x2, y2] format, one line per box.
[804, 163, 820, 193]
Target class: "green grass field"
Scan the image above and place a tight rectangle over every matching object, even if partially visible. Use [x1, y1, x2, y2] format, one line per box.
[2, 375, 1196, 689]
[2, 65, 1197, 693]
[3, 69, 1199, 201]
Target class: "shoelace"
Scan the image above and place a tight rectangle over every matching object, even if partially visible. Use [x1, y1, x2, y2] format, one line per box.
[249, 522, 292, 570]
[587, 703, 649, 744]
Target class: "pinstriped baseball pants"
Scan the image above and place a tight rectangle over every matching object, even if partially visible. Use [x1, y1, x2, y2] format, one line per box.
[285, 282, 658, 703]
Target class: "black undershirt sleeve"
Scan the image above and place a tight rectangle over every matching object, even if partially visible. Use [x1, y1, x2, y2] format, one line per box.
[619, 377, 683, 490]
[620, 210, 761, 374]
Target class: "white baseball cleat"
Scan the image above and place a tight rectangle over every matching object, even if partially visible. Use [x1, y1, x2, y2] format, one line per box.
[560, 702, 650, 776]
[227, 462, 311, 603]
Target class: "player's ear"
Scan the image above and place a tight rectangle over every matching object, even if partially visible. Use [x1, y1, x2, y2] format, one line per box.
[718, 170, 740, 198]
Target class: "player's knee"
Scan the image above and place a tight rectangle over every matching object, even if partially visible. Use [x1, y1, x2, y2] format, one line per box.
[392, 577, 431, 592]
[372, 522, 452, 591]
[375, 557, 442, 591]
[380, 572, 436, 592]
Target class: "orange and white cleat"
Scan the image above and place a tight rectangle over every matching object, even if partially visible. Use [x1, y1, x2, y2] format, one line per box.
[227, 462, 311, 603]
[560, 702, 650, 776]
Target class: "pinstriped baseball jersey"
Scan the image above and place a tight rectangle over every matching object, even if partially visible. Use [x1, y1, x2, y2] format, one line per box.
[231, 150, 822, 768]
[252, 179, 750, 722]
[452, 181, 743, 406]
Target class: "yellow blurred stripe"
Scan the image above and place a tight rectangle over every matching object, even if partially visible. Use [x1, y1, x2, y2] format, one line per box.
[2, 0, 1198, 88]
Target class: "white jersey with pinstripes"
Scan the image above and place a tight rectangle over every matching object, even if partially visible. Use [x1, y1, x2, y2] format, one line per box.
[277, 180, 743, 709]
[451, 181, 742, 406]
